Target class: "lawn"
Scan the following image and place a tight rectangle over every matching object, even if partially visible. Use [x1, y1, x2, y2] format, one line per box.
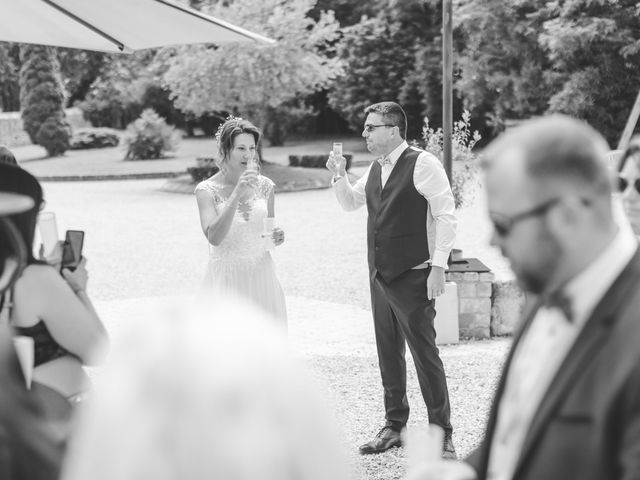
[13, 133, 375, 180]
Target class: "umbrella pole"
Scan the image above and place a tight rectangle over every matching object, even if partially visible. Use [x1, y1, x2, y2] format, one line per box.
[617, 88, 640, 151]
[442, 0, 453, 183]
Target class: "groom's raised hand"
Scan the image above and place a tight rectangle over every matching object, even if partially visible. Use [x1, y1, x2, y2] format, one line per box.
[326, 152, 346, 177]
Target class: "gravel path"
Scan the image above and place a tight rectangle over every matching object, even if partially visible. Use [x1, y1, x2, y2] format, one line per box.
[41, 178, 513, 480]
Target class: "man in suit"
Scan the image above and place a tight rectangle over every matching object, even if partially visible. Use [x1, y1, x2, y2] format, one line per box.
[409, 115, 640, 480]
[327, 102, 458, 458]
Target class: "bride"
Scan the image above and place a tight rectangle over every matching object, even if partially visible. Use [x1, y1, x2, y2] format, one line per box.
[195, 117, 287, 323]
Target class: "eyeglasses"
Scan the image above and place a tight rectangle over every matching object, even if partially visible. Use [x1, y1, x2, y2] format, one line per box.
[490, 198, 561, 237]
[618, 175, 640, 195]
[363, 124, 394, 133]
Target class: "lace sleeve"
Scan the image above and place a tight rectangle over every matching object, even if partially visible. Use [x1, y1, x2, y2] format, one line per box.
[194, 180, 224, 205]
[257, 175, 275, 199]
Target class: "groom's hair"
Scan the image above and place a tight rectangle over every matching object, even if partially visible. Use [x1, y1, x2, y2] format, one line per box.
[364, 102, 407, 139]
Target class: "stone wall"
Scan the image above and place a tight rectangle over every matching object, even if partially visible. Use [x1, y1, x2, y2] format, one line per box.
[445, 271, 494, 339]
[0, 108, 90, 147]
[445, 272, 526, 339]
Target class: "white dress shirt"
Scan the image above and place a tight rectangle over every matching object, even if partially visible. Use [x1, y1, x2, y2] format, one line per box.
[487, 225, 638, 480]
[332, 141, 457, 269]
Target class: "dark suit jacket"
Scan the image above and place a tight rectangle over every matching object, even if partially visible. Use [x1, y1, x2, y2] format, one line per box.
[467, 248, 640, 480]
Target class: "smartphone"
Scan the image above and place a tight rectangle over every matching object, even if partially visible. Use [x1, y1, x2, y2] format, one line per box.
[61, 230, 84, 271]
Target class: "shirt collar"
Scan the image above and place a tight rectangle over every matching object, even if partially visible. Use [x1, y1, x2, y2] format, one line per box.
[381, 141, 409, 166]
[563, 225, 638, 327]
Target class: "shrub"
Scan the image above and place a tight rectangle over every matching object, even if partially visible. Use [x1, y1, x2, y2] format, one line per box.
[289, 154, 352, 170]
[187, 157, 219, 183]
[419, 110, 481, 208]
[70, 127, 120, 150]
[122, 109, 180, 160]
[19, 45, 70, 155]
[35, 114, 71, 157]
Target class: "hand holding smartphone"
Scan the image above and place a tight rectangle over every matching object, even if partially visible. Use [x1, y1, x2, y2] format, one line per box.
[61, 230, 84, 272]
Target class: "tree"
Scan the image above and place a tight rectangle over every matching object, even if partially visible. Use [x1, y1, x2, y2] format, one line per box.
[327, 0, 445, 140]
[0, 43, 20, 112]
[161, 0, 343, 145]
[19, 45, 70, 156]
[454, 0, 551, 134]
[539, 0, 640, 144]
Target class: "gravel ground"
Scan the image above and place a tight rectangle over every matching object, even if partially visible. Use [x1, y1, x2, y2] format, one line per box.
[40, 178, 514, 479]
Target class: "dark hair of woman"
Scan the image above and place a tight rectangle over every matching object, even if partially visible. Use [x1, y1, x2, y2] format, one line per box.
[0, 165, 45, 266]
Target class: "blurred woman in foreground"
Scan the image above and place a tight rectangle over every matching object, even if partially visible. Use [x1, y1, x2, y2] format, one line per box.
[62, 298, 348, 480]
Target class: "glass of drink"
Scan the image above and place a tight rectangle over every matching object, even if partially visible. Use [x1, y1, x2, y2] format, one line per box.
[262, 217, 275, 250]
[38, 211, 59, 257]
[246, 152, 260, 173]
[13, 336, 34, 389]
[332, 142, 343, 173]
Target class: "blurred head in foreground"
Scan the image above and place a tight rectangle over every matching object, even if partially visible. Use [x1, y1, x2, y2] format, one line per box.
[61, 298, 348, 480]
[482, 114, 613, 294]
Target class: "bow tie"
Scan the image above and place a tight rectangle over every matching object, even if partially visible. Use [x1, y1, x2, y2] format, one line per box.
[542, 290, 573, 322]
[378, 155, 392, 166]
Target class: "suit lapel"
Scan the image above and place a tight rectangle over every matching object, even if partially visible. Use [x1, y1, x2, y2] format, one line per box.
[512, 249, 640, 478]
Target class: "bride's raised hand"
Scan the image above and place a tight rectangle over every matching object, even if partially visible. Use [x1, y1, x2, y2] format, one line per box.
[231, 170, 258, 203]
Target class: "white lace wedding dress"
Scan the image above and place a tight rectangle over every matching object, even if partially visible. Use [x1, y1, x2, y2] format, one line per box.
[195, 176, 287, 323]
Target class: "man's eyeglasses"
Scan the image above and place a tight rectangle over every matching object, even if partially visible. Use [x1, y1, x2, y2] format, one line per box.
[618, 176, 640, 195]
[363, 124, 394, 133]
[490, 198, 561, 237]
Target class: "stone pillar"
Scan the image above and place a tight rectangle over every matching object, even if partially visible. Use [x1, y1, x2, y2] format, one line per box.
[445, 271, 494, 339]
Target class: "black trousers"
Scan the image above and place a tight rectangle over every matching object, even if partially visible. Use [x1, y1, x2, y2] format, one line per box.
[370, 267, 452, 435]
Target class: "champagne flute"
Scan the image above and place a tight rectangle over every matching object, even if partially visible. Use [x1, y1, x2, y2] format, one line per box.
[332, 142, 343, 174]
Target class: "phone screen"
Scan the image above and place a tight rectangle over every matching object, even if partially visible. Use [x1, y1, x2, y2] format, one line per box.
[62, 230, 84, 270]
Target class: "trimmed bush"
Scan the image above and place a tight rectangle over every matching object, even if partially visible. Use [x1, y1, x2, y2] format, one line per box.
[19, 44, 70, 156]
[187, 157, 218, 182]
[289, 154, 352, 170]
[70, 127, 120, 150]
[122, 109, 180, 160]
[35, 114, 71, 157]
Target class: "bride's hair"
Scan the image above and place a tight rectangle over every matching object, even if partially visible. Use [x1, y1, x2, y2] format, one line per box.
[215, 116, 262, 168]
[61, 298, 349, 480]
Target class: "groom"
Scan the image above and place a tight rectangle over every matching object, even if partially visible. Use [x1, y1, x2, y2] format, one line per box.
[327, 102, 457, 458]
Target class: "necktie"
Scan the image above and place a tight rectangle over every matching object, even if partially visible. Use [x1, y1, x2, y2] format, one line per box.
[542, 290, 573, 322]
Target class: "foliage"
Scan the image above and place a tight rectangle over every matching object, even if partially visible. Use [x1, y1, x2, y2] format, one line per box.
[187, 164, 219, 183]
[77, 53, 151, 129]
[327, 0, 447, 140]
[539, 0, 640, 144]
[57, 48, 107, 107]
[0, 43, 20, 112]
[122, 109, 181, 160]
[35, 114, 71, 157]
[289, 153, 352, 170]
[19, 44, 70, 156]
[70, 127, 120, 150]
[454, 0, 552, 134]
[420, 110, 481, 208]
[160, 0, 343, 145]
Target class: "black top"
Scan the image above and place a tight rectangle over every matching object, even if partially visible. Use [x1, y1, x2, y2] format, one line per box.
[14, 321, 70, 367]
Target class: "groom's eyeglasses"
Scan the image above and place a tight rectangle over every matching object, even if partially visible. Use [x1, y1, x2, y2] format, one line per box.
[363, 124, 394, 133]
[618, 176, 640, 195]
[490, 198, 562, 237]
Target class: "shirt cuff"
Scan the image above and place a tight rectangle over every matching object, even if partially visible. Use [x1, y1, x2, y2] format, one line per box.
[431, 250, 450, 270]
[331, 175, 345, 185]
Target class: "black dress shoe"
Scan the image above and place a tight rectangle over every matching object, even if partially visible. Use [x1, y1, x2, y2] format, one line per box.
[359, 426, 402, 455]
[442, 434, 457, 460]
